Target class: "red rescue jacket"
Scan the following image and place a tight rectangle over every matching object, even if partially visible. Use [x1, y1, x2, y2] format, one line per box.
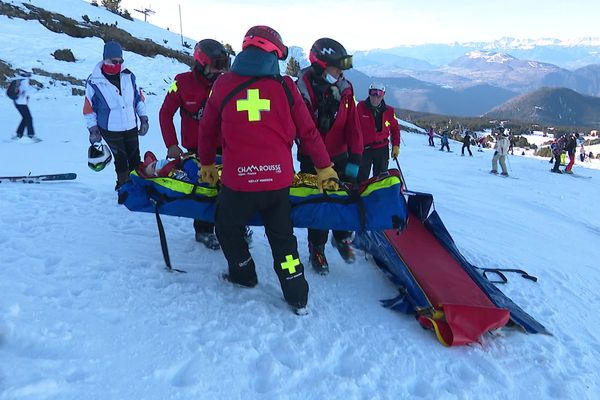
[198, 73, 331, 192]
[159, 70, 211, 152]
[357, 100, 400, 149]
[296, 67, 363, 162]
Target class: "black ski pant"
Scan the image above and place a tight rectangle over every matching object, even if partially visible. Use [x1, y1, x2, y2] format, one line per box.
[552, 155, 562, 171]
[100, 128, 140, 182]
[440, 143, 450, 152]
[215, 185, 308, 308]
[357, 146, 389, 183]
[15, 103, 34, 137]
[428, 136, 434, 146]
[300, 157, 352, 247]
[186, 147, 215, 235]
[461, 143, 472, 156]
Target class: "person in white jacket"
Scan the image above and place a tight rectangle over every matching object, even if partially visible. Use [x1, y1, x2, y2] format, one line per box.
[83, 40, 148, 189]
[491, 128, 510, 176]
[11, 69, 36, 140]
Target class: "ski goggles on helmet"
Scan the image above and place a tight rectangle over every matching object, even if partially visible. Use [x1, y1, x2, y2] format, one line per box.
[334, 55, 353, 70]
[369, 88, 385, 97]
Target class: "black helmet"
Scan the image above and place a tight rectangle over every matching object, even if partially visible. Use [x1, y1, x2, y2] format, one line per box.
[194, 39, 231, 72]
[309, 38, 353, 70]
[88, 143, 112, 172]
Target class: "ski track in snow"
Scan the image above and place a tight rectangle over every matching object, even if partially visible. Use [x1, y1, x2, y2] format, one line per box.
[1, 1, 600, 398]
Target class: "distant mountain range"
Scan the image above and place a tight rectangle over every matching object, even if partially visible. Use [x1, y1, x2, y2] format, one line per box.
[354, 37, 600, 69]
[345, 39, 600, 120]
[485, 87, 600, 126]
[345, 69, 515, 117]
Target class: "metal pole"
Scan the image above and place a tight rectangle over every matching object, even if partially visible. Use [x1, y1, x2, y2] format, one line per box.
[179, 4, 183, 46]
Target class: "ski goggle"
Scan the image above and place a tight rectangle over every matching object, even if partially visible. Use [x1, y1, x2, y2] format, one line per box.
[335, 55, 353, 70]
[106, 58, 124, 65]
[369, 88, 385, 97]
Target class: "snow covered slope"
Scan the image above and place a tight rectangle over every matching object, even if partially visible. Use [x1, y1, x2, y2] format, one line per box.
[1, 1, 600, 399]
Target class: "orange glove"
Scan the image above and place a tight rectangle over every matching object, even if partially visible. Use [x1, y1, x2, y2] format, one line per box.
[200, 164, 219, 186]
[315, 166, 339, 192]
[391, 145, 400, 158]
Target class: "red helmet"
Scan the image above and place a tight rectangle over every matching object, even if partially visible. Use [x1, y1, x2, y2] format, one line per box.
[242, 25, 288, 60]
[194, 39, 231, 70]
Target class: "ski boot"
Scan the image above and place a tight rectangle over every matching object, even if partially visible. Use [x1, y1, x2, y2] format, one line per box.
[500, 172, 509, 177]
[290, 304, 309, 316]
[550, 168, 562, 174]
[196, 232, 221, 250]
[309, 243, 329, 275]
[222, 273, 257, 288]
[490, 169, 498, 174]
[563, 170, 573, 175]
[331, 236, 356, 264]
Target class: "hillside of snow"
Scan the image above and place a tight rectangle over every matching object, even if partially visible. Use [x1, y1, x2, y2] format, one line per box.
[2, 1, 600, 399]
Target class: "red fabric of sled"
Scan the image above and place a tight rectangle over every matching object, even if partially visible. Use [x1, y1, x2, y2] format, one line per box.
[384, 213, 509, 345]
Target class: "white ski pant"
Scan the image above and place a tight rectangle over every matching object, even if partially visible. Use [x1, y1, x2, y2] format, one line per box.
[492, 153, 507, 173]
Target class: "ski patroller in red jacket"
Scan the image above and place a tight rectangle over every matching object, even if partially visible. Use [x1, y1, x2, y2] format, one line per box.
[159, 70, 212, 152]
[198, 73, 331, 192]
[296, 67, 363, 162]
[356, 100, 401, 150]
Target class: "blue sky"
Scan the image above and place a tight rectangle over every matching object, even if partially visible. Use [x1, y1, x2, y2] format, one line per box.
[120, 0, 598, 51]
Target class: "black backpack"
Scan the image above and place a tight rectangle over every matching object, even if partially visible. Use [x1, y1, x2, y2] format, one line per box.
[6, 80, 20, 100]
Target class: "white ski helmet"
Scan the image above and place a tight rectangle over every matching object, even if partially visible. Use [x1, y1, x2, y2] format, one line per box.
[88, 143, 112, 172]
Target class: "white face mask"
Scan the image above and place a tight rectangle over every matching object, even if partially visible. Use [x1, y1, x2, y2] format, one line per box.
[324, 73, 338, 84]
[155, 159, 169, 172]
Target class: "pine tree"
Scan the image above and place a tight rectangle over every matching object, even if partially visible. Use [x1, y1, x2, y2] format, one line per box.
[286, 57, 301, 77]
[101, 0, 121, 13]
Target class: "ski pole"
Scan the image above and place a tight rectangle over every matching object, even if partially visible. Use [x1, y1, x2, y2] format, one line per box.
[393, 157, 408, 191]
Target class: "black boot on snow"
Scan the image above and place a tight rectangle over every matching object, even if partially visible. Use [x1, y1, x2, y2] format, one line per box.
[222, 273, 257, 288]
[290, 304, 309, 316]
[309, 243, 329, 275]
[196, 232, 221, 250]
[331, 237, 356, 264]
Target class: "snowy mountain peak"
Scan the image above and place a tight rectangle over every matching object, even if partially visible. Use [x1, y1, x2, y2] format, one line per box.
[466, 50, 515, 63]
[475, 36, 600, 50]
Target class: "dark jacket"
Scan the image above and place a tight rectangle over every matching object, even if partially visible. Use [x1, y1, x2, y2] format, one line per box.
[462, 131, 471, 145]
[565, 135, 578, 155]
